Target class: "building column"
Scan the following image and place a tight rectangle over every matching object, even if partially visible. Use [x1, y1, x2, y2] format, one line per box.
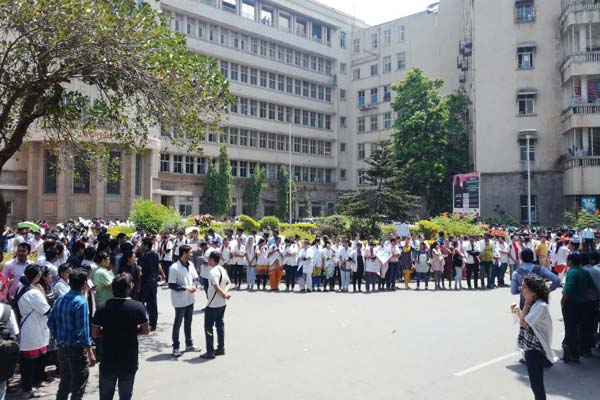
[124, 152, 136, 218]
[56, 153, 68, 222]
[93, 155, 105, 219]
[581, 75, 589, 103]
[579, 24, 588, 52]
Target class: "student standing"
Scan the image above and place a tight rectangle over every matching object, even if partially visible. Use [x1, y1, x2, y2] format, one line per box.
[137, 239, 161, 331]
[47, 270, 96, 400]
[298, 240, 314, 292]
[200, 252, 231, 359]
[244, 237, 257, 290]
[167, 245, 199, 358]
[92, 273, 149, 400]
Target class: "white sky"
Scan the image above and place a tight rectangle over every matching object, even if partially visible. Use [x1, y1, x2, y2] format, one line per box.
[317, 0, 437, 26]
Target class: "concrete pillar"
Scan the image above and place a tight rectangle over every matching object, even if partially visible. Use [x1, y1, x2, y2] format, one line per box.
[581, 75, 589, 103]
[579, 24, 588, 52]
[125, 152, 136, 218]
[56, 153, 68, 221]
[93, 155, 105, 219]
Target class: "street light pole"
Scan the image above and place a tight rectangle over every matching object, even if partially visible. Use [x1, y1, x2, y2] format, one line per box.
[288, 123, 292, 225]
[526, 134, 532, 227]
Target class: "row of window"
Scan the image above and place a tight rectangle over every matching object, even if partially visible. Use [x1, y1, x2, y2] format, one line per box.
[162, 9, 333, 76]
[352, 25, 406, 53]
[357, 143, 381, 160]
[219, 60, 332, 103]
[159, 154, 334, 184]
[352, 53, 406, 80]
[229, 96, 332, 130]
[357, 86, 393, 107]
[42, 151, 142, 196]
[357, 112, 395, 133]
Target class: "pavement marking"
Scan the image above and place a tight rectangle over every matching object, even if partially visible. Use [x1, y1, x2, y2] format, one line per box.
[453, 352, 520, 377]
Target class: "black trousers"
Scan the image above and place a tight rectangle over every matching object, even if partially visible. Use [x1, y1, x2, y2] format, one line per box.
[466, 263, 479, 288]
[562, 301, 584, 359]
[583, 238, 594, 252]
[580, 301, 598, 354]
[353, 266, 364, 291]
[19, 353, 45, 392]
[56, 346, 89, 400]
[139, 283, 158, 329]
[334, 266, 341, 288]
[204, 305, 226, 353]
[525, 350, 547, 400]
[232, 264, 244, 287]
[284, 264, 296, 289]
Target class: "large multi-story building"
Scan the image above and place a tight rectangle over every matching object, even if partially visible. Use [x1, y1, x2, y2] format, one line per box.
[2, 0, 599, 226]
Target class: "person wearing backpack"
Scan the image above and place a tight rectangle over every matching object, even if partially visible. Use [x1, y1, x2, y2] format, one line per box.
[0, 302, 19, 400]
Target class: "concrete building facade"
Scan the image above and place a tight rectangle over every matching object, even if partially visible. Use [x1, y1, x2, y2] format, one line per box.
[2, 0, 598, 225]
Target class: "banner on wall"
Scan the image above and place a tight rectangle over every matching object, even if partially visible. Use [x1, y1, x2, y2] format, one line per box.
[453, 173, 480, 214]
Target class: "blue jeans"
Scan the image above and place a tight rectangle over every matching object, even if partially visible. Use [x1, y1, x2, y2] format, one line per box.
[340, 269, 351, 289]
[0, 380, 6, 400]
[172, 304, 194, 350]
[498, 263, 508, 286]
[99, 370, 136, 400]
[416, 272, 429, 288]
[386, 262, 399, 288]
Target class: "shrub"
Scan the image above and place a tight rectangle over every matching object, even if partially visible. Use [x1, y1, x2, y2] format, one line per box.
[281, 226, 316, 242]
[107, 225, 136, 238]
[238, 214, 260, 231]
[413, 214, 487, 239]
[314, 215, 352, 237]
[259, 216, 280, 231]
[129, 199, 185, 234]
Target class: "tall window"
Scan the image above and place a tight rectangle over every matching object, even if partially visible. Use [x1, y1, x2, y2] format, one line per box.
[383, 85, 391, 101]
[370, 115, 378, 131]
[371, 33, 378, 48]
[185, 156, 194, 174]
[106, 151, 122, 195]
[518, 93, 536, 115]
[340, 89, 346, 100]
[160, 154, 170, 173]
[340, 31, 346, 48]
[520, 195, 538, 222]
[295, 17, 307, 37]
[517, 47, 534, 69]
[384, 29, 391, 46]
[358, 117, 365, 133]
[196, 157, 206, 175]
[73, 154, 90, 194]
[519, 139, 536, 162]
[358, 169, 367, 185]
[397, 52, 406, 70]
[43, 150, 57, 194]
[222, 0, 236, 12]
[384, 112, 392, 129]
[279, 13, 290, 31]
[260, 5, 273, 26]
[135, 154, 142, 196]
[242, 0, 255, 20]
[370, 88, 378, 104]
[353, 38, 360, 53]
[340, 63, 347, 74]
[515, 1, 535, 23]
[383, 56, 391, 73]
[399, 25, 405, 41]
[352, 68, 360, 80]
[358, 143, 365, 159]
[358, 90, 365, 106]
[370, 64, 378, 76]
[173, 155, 183, 174]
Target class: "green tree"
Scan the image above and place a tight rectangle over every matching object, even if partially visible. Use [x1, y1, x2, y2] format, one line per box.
[391, 68, 470, 215]
[200, 159, 219, 215]
[275, 166, 296, 221]
[215, 145, 233, 216]
[0, 0, 231, 230]
[337, 141, 420, 235]
[301, 192, 312, 218]
[242, 168, 266, 218]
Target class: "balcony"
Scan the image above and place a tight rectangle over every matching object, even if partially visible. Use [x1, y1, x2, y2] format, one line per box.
[563, 156, 600, 195]
[562, 102, 600, 129]
[560, 0, 600, 30]
[562, 51, 600, 81]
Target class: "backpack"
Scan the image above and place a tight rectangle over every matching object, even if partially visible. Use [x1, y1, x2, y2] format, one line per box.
[12, 284, 33, 327]
[0, 304, 20, 381]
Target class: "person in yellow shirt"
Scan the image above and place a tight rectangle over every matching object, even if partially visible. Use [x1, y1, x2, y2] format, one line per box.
[535, 237, 549, 268]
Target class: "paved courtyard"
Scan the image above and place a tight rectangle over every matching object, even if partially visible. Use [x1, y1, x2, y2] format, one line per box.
[10, 285, 600, 399]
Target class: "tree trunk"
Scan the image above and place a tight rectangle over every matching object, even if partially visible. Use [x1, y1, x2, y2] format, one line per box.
[0, 190, 7, 239]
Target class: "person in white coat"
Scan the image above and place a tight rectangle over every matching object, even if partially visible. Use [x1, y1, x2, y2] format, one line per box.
[282, 239, 298, 292]
[298, 240, 314, 292]
[16, 265, 51, 397]
[311, 240, 323, 291]
[229, 237, 246, 290]
[364, 240, 380, 292]
[338, 239, 353, 292]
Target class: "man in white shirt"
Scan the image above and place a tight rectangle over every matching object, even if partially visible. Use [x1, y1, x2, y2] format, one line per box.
[28, 232, 43, 255]
[462, 237, 480, 290]
[167, 245, 199, 358]
[172, 231, 187, 263]
[158, 234, 174, 280]
[496, 236, 510, 287]
[200, 251, 231, 359]
[229, 237, 246, 290]
[3, 242, 31, 299]
[282, 239, 298, 292]
[338, 239, 353, 292]
[582, 226, 596, 252]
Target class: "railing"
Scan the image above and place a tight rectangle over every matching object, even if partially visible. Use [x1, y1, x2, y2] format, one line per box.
[561, 0, 600, 26]
[563, 156, 600, 170]
[562, 103, 600, 121]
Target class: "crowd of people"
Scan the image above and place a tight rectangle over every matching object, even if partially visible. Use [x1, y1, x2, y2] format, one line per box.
[0, 220, 599, 399]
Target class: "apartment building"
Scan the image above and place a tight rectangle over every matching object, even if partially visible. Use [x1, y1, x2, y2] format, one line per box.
[2, 0, 598, 225]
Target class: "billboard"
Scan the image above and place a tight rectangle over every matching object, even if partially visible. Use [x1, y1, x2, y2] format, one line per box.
[453, 173, 480, 214]
[581, 196, 597, 214]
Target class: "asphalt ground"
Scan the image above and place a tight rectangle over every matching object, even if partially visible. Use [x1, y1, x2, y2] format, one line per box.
[8, 282, 600, 400]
